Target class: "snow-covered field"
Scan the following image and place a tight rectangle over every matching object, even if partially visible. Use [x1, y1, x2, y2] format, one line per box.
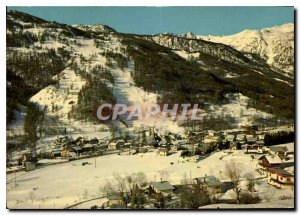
[7, 146, 294, 209]
[199, 199, 294, 209]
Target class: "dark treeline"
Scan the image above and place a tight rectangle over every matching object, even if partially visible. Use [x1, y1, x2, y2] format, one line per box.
[264, 131, 294, 146]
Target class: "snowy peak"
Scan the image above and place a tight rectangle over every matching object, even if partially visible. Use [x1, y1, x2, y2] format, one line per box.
[198, 23, 294, 76]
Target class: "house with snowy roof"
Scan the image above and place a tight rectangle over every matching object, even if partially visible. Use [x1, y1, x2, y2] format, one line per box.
[258, 155, 283, 168]
[150, 181, 175, 196]
[194, 175, 222, 195]
[267, 167, 294, 188]
[268, 146, 288, 156]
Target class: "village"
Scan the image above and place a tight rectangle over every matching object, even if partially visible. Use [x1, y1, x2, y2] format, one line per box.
[6, 124, 294, 209]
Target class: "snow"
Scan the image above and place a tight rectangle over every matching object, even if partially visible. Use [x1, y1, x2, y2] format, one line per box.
[207, 93, 272, 127]
[173, 50, 200, 60]
[274, 78, 293, 87]
[224, 73, 239, 78]
[7, 149, 270, 209]
[199, 199, 294, 209]
[30, 68, 86, 120]
[199, 23, 294, 76]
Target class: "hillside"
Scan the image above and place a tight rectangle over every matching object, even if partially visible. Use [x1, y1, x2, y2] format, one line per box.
[6, 10, 294, 143]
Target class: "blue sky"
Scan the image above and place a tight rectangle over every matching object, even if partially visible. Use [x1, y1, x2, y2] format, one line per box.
[8, 6, 294, 35]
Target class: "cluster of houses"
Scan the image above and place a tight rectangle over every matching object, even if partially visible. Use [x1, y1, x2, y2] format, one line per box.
[103, 174, 235, 209]
[35, 136, 108, 159]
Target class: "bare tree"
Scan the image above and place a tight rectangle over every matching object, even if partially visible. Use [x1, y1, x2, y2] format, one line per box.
[224, 160, 242, 204]
[135, 171, 148, 187]
[102, 173, 127, 206]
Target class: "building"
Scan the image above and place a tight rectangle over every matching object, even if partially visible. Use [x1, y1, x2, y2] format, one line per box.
[25, 162, 36, 171]
[158, 148, 169, 156]
[258, 155, 283, 168]
[268, 146, 288, 156]
[150, 181, 175, 196]
[107, 194, 124, 207]
[116, 139, 125, 146]
[246, 137, 257, 145]
[246, 140, 264, 153]
[194, 175, 222, 195]
[170, 145, 179, 153]
[108, 141, 124, 151]
[267, 167, 294, 188]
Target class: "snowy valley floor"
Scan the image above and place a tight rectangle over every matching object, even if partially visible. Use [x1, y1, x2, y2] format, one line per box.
[6, 147, 294, 209]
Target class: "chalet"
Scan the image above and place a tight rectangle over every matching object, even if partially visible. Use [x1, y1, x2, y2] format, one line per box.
[246, 137, 257, 145]
[268, 146, 288, 156]
[25, 162, 36, 171]
[258, 155, 283, 168]
[194, 175, 222, 195]
[108, 143, 118, 151]
[267, 167, 294, 188]
[107, 194, 124, 207]
[150, 181, 175, 196]
[108, 141, 124, 151]
[116, 140, 125, 147]
[158, 148, 169, 156]
[170, 144, 180, 153]
[246, 140, 264, 153]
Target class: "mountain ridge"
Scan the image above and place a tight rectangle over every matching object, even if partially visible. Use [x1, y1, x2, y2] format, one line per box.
[6, 10, 294, 140]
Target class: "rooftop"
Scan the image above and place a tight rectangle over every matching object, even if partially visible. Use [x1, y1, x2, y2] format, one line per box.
[194, 176, 222, 187]
[259, 155, 283, 164]
[151, 181, 175, 191]
[268, 167, 294, 177]
[269, 146, 288, 153]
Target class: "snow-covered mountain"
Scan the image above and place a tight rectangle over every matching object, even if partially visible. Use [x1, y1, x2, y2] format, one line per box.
[6, 10, 294, 141]
[197, 24, 294, 77]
